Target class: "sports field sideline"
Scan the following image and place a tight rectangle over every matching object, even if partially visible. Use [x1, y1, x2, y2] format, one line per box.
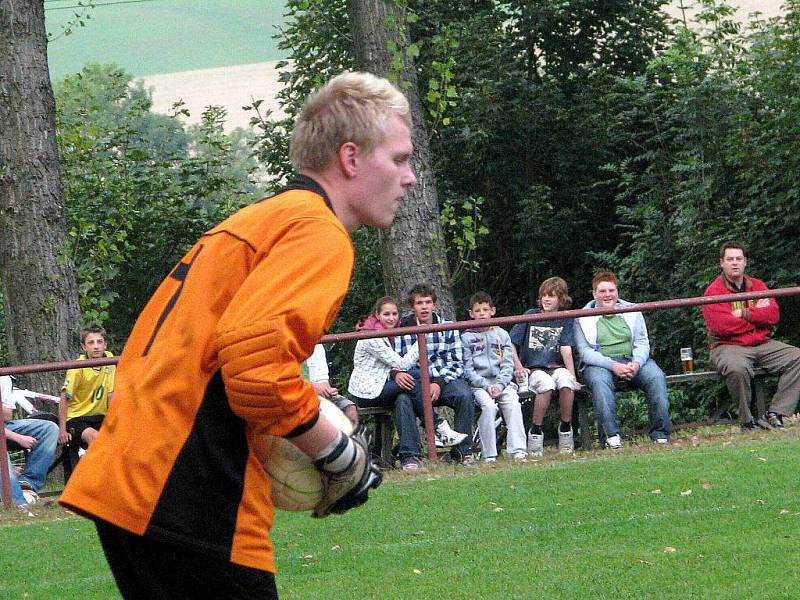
[2, 422, 799, 599]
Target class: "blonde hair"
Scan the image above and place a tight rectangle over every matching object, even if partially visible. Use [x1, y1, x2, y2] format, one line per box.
[290, 71, 411, 172]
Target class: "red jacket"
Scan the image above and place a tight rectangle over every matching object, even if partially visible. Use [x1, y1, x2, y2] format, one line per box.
[702, 275, 778, 348]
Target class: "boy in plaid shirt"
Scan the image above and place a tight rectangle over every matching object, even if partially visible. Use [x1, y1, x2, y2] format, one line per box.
[393, 283, 474, 463]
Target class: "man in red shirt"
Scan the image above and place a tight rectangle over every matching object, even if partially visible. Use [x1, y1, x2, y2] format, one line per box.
[702, 241, 800, 429]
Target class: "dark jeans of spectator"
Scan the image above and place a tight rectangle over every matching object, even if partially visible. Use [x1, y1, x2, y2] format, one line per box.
[353, 379, 423, 461]
[407, 368, 474, 458]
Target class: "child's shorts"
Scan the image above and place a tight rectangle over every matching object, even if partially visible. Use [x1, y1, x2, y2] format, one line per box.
[67, 414, 105, 445]
[527, 368, 579, 394]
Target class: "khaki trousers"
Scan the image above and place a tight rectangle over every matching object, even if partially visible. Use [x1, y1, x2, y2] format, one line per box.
[710, 339, 800, 423]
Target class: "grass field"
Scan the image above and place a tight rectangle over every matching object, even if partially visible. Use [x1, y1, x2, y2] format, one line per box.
[2, 427, 800, 599]
[45, 0, 288, 79]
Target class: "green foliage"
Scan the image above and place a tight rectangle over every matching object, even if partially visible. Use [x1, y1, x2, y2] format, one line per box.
[439, 192, 489, 285]
[615, 387, 713, 436]
[47, 1, 95, 42]
[410, 1, 672, 315]
[247, 0, 352, 192]
[55, 64, 259, 341]
[502, 0, 670, 85]
[598, 1, 800, 375]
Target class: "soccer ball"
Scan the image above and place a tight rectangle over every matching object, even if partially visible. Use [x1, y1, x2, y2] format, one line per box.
[257, 398, 354, 512]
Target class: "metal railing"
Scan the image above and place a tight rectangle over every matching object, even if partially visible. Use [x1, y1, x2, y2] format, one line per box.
[3, 286, 799, 507]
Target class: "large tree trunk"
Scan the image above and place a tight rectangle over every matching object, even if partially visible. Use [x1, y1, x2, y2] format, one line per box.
[346, 0, 455, 318]
[0, 0, 81, 392]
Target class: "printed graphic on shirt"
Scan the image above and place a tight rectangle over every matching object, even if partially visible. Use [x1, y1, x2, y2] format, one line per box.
[527, 326, 564, 354]
[468, 336, 506, 359]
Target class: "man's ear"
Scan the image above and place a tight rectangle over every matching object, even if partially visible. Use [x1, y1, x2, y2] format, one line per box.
[338, 142, 359, 178]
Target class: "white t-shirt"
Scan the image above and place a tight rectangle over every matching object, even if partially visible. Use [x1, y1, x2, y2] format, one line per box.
[1, 375, 13, 410]
[306, 344, 330, 384]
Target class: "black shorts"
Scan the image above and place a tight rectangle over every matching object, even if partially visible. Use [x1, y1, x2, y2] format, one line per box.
[67, 414, 105, 442]
[95, 520, 278, 599]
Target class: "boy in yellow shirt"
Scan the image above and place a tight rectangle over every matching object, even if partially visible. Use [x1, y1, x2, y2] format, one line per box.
[59, 324, 115, 448]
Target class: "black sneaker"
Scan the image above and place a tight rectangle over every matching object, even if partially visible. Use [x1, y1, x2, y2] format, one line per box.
[755, 416, 773, 430]
[766, 412, 785, 429]
[742, 418, 772, 431]
[443, 447, 475, 467]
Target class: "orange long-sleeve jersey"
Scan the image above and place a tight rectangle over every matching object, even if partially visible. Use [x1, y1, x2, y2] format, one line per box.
[60, 176, 354, 572]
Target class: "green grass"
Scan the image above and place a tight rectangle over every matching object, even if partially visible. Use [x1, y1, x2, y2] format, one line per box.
[45, 0, 288, 80]
[0, 515, 116, 598]
[2, 433, 800, 599]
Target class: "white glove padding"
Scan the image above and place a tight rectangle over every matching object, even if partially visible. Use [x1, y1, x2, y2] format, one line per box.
[312, 425, 382, 518]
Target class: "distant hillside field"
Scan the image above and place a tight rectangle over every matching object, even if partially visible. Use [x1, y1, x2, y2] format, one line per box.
[140, 61, 288, 131]
[45, 0, 784, 133]
[45, 0, 288, 80]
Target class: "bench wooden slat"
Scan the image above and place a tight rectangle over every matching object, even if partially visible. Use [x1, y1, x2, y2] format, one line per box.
[665, 370, 721, 384]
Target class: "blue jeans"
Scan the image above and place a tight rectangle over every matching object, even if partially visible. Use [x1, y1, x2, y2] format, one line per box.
[405, 368, 474, 458]
[2, 456, 25, 505]
[353, 379, 423, 460]
[5, 417, 59, 491]
[582, 358, 671, 441]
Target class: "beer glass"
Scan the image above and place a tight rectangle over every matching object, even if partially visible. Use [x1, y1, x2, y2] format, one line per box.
[680, 347, 694, 373]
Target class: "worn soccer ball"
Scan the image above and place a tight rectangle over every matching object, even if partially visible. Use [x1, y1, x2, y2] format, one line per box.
[258, 398, 354, 512]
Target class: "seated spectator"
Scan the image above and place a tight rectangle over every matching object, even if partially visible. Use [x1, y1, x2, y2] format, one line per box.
[702, 240, 800, 429]
[574, 272, 671, 449]
[2, 375, 58, 506]
[395, 284, 475, 465]
[510, 277, 580, 455]
[58, 324, 116, 449]
[304, 343, 358, 424]
[461, 292, 527, 463]
[348, 296, 464, 471]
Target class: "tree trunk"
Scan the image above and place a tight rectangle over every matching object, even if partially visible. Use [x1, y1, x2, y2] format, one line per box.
[0, 0, 81, 392]
[346, 0, 455, 318]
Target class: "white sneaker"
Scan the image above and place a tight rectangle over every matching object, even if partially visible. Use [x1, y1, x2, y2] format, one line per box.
[654, 437, 669, 445]
[605, 434, 622, 449]
[21, 489, 39, 506]
[484, 456, 497, 464]
[527, 431, 544, 457]
[435, 420, 467, 448]
[512, 452, 528, 462]
[558, 428, 574, 454]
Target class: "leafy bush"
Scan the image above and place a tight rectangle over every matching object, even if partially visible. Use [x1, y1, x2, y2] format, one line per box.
[55, 64, 260, 342]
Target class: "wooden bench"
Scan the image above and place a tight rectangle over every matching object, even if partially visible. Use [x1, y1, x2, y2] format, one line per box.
[357, 406, 396, 468]
[664, 369, 767, 420]
[358, 368, 771, 464]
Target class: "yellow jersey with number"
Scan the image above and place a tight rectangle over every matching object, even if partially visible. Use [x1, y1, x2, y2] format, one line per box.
[61, 351, 116, 419]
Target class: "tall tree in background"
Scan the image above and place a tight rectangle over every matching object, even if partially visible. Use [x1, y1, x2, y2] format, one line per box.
[347, 0, 455, 316]
[0, 0, 81, 390]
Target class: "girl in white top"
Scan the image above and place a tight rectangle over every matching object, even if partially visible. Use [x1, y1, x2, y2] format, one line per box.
[348, 297, 419, 401]
[347, 297, 465, 470]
